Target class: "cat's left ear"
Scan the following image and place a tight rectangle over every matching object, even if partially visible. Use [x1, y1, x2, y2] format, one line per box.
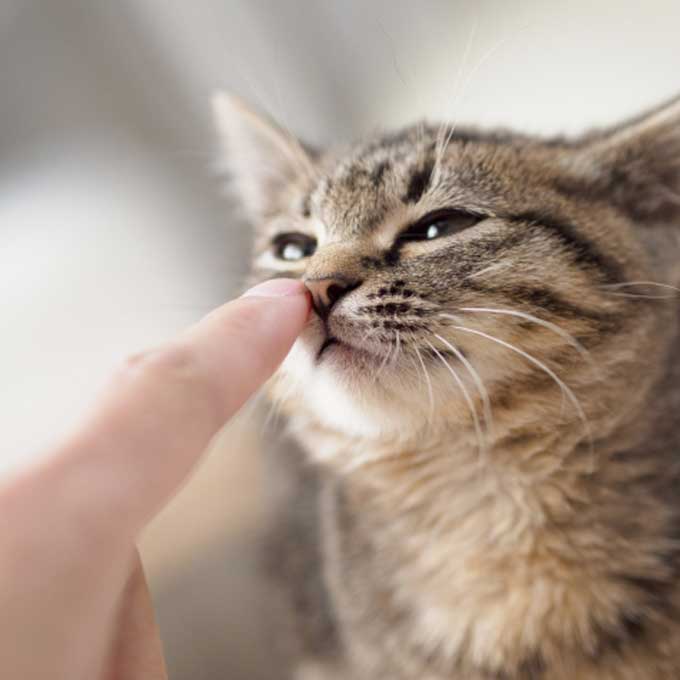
[213, 91, 315, 222]
[568, 95, 680, 224]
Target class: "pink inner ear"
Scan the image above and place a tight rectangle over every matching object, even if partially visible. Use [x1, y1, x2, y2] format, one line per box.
[570, 96, 680, 223]
[213, 91, 316, 223]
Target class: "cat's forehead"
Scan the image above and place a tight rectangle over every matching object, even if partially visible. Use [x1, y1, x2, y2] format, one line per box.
[309, 126, 431, 237]
[307, 124, 533, 239]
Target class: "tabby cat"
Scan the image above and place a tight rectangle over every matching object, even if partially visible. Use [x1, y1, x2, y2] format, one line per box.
[215, 92, 680, 679]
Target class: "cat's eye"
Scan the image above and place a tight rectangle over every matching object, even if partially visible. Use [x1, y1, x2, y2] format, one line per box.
[272, 232, 317, 261]
[399, 210, 481, 242]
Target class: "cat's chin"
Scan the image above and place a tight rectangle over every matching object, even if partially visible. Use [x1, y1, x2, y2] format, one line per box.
[276, 334, 437, 440]
[315, 335, 383, 369]
[301, 369, 428, 441]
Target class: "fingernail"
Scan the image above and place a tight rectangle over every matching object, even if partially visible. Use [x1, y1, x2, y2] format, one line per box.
[241, 278, 307, 298]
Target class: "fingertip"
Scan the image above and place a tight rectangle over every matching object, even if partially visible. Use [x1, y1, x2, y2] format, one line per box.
[241, 278, 307, 298]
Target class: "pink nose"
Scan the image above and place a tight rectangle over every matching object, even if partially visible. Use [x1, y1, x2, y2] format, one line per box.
[304, 276, 358, 320]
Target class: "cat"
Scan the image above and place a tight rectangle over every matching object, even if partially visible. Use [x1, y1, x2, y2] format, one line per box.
[214, 92, 680, 679]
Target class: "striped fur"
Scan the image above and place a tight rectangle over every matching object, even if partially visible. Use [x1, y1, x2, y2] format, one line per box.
[215, 93, 680, 679]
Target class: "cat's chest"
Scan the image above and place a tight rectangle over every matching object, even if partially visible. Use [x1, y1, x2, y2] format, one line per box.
[323, 474, 538, 668]
[319, 466, 633, 679]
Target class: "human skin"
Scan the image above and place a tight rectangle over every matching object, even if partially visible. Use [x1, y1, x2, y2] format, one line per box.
[0, 278, 310, 680]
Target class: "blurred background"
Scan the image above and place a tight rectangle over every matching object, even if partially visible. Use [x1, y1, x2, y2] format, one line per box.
[1, 1, 678, 677]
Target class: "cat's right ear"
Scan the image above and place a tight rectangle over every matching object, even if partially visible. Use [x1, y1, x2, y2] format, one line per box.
[212, 92, 315, 222]
[566, 95, 680, 225]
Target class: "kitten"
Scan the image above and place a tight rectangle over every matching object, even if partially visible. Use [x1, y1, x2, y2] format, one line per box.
[214, 92, 680, 680]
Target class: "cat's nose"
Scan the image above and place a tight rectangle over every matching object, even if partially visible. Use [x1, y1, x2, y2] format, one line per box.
[304, 275, 359, 320]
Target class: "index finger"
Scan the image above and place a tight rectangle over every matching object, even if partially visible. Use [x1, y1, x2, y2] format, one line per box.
[41, 278, 310, 538]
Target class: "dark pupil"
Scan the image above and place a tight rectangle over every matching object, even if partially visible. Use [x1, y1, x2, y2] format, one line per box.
[274, 233, 316, 260]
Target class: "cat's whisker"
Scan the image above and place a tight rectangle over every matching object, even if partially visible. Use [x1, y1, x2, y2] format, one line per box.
[600, 281, 680, 298]
[392, 330, 404, 369]
[374, 335, 397, 381]
[440, 315, 594, 465]
[463, 261, 513, 281]
[604, 292, 678, 300]
[405, 346, 427, 391]
[375, 19, 409, 91]
[413, 344, 436, 427]
[602, 281, 680, 292]
[416, 119, 427, 150]
[456, 306, 598, 376]
[435, 31, 476, 173]
[433, 20, 476, 171]
[400, 334, 435, 410]
[660, 184, 680, 206]
[439, 29, 514, 167]
[437, 24, 532, 166]
[432, 332, 493, 440]
[425, 339, 485, 459]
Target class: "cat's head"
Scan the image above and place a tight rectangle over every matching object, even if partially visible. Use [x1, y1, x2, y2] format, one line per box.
[215, 93, 680, 450]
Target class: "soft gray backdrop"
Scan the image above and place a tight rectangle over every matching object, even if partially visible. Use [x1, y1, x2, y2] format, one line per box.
[1, 1, 678, 678]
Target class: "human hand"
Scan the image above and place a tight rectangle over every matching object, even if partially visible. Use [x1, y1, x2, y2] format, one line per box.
[0, 278, 310, 680]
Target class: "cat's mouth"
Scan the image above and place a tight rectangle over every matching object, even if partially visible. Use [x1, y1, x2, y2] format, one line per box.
[316, 335, 375, 364]
[316, 333, 460, 365]
[316, 335, 358, 362]
[317, 336, 339, 359]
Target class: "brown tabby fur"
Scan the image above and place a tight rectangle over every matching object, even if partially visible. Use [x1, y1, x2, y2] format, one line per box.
[215, 93, 680, 679]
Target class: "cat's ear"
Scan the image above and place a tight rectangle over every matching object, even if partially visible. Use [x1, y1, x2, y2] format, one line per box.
[568, 95, 680, 224]
[212, 91, 314, 221]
